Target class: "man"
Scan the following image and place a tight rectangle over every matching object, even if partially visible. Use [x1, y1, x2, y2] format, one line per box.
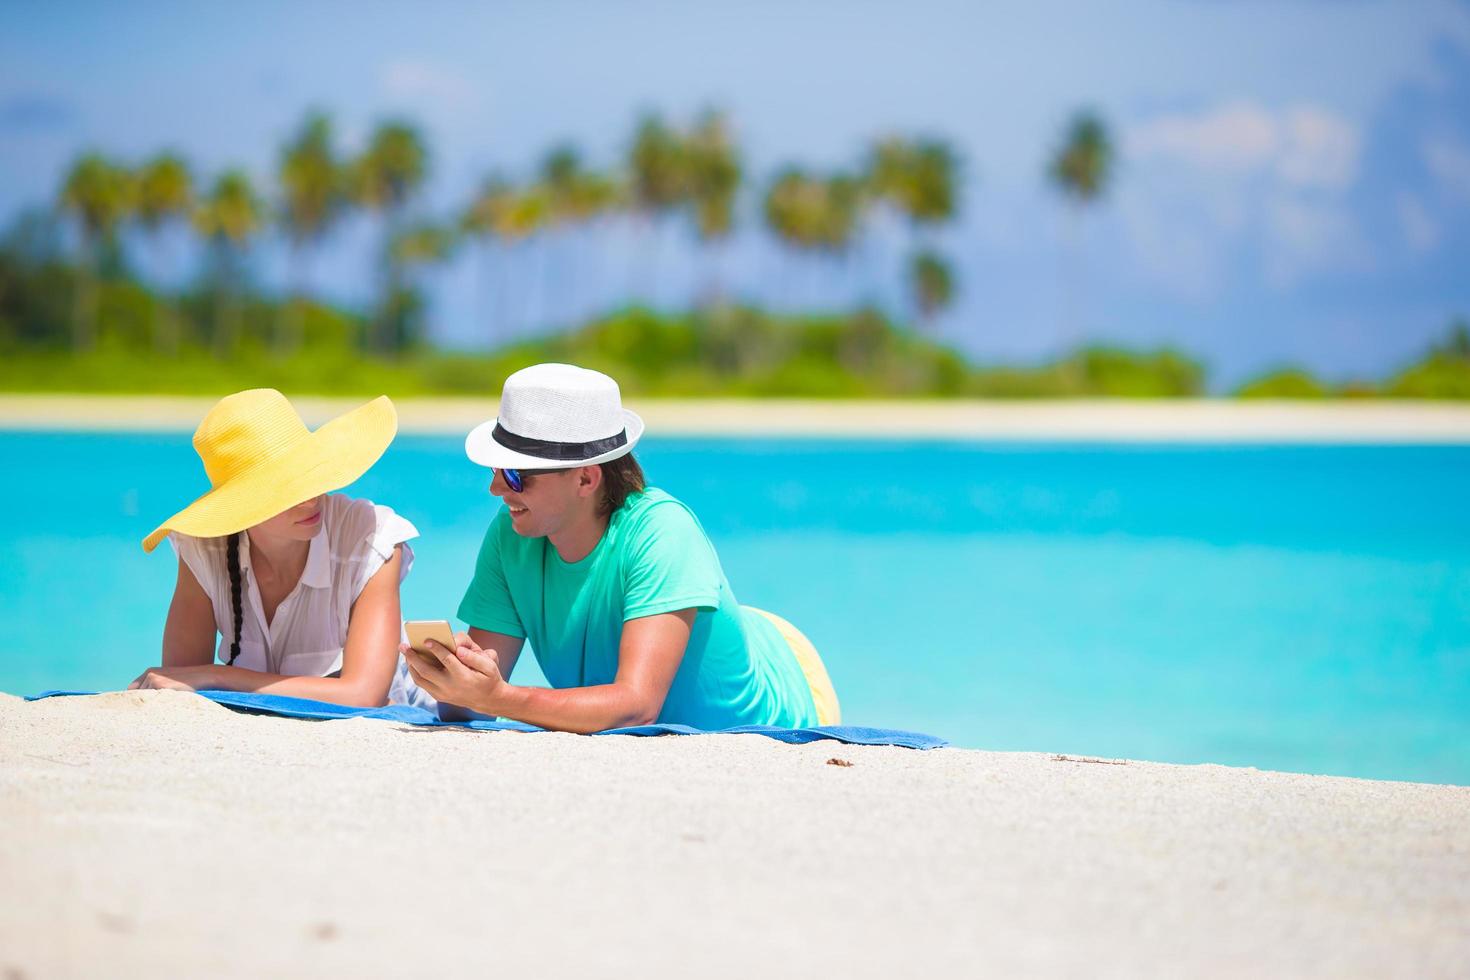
[401, 362, 840, 733]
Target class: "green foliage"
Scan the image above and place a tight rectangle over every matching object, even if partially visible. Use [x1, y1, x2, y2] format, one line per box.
[3, 278, 1194, 399]
[278, 112, 343, 247]
[462, 177, 548, 243]
[971, 347, 1204, 398]
[764, 169, 863, 252]
[59, 153, 136, 241]
[194, 171, 263, 246]
[1434, 320, 1470, 359]
[135, 154, 193, 230]
[1387, 356, 1470, 399]
[628, 114, 687, 213]
[909, 250, 955, 323]
[1235, 368, 1330, 399]
[391, 223, 457, 266]
[1070, 347, 1203, 397]
[350, 121, 428, 212]
[1382, 321, 1470, 398]
[1050, 111, 1113, 203]
[685, 110, 741, 240]
[537, 145, 621, 230]
[865, 137, 959, 225]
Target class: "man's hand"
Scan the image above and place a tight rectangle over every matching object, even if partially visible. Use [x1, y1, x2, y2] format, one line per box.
[400, 632, 507, 716]
[128, 665, 221, 692]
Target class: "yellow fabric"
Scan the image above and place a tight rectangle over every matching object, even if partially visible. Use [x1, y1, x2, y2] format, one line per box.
[142, 389, 397, 553]
[751, 608, 841, 726]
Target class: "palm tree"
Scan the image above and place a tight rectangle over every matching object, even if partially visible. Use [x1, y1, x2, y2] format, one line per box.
[905, 140, 959, 229]
[539, 144, 592, 326]
[908, 249, 955, 330]
[386, 221, 457, 352]
[57, 153, 135, 350]
[1048, 110, 1113, 349]
[350, 120, 428, 354]
[277, 111, 343, 355]
[763, 168, 823, 307]
[134, 153, 193, 354]
[685, 109, 742, 306]
[461, 175, 518, 342]
[863, 137, 958, 314]
[193, 170, 263, 356]
[462, 178, 550, 339]
[563, 167, 619, 323]
[1442, 319, 1470, 360]
[502, 186, 552, 332]
[626, 113, 687, 304]
[763, 169, 862, 309]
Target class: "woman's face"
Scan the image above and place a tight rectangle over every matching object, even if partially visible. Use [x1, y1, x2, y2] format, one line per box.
[252, 495, 325, 543]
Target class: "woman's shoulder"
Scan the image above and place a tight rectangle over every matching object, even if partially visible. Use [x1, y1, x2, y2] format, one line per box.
[166, 530, 232, 595]
[169, 529, 223, 555]
[323, 494, 419, 561]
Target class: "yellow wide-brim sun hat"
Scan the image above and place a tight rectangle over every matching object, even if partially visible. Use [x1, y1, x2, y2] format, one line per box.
[141, 389, 398, 553]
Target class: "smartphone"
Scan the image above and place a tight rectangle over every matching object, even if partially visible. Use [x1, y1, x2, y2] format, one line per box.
[404, 620, 458, 662]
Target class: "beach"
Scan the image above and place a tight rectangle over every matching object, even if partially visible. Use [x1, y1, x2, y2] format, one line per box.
[2, 691, 1467, 979]
[5, 394, 1470, 441]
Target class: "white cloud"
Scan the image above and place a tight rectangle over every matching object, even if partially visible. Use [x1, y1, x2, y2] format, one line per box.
[1396, 191, 1439, 253]
[1127, 103, 1278, 174]
[1127, 102, 1361, 191]
[1262, 195, 1370, 287]
[1275, 107, 1360, 190]
[1121, 101, 1368, 293]
[381, 60, 477, 111]
[1422, 134, 1470, 204]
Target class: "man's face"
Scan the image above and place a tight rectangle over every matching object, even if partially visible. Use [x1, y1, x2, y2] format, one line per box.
[489, 467, 591, 538]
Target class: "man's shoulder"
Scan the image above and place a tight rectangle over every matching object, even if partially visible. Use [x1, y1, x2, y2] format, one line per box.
[613, 487, 709, 553]
[616, 487, 695, 526]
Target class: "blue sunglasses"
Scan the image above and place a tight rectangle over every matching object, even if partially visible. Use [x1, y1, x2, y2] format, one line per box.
[494, 467, 559, 493]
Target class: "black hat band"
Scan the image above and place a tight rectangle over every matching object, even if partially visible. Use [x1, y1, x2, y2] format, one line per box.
[491, 423, 628, 461]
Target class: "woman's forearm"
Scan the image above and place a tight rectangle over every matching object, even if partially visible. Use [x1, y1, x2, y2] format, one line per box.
[201, 665, 391, 707]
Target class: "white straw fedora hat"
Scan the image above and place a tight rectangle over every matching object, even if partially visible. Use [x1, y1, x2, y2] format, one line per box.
[465, 363, 644, 471]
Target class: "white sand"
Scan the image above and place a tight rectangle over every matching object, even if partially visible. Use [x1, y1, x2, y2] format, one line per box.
[1, 692, 1466, 978]
[5, 394, 1470, 441]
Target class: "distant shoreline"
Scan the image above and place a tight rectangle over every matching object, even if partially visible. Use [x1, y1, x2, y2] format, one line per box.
[4, 394, 1470, 442]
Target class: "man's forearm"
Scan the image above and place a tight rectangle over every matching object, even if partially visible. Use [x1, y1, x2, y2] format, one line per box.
[488, 682, 660, 734]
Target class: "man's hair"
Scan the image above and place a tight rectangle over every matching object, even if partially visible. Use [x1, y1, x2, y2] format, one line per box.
[597, 453, 646, 516]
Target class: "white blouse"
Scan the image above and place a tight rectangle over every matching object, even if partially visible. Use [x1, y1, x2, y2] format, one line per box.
[169, 493, 424, 705]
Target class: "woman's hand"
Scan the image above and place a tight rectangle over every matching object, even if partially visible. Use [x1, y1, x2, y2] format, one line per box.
[400, 632, 507, 715]
[128, 665, 221, 692]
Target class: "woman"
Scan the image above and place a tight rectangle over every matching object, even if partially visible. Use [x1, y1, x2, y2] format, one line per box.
[131, 388, 424, 707]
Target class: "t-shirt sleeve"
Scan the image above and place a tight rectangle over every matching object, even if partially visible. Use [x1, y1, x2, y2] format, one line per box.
[457, 511, 526, 637]
[622, 501, 723, 621]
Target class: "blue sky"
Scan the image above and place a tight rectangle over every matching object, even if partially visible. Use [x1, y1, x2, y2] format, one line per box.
[2, 0, 1469, 386]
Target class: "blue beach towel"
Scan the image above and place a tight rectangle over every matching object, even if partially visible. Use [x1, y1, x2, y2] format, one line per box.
[26, 690, 948, 749]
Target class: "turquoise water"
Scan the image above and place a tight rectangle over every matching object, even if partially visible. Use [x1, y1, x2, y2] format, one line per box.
[3, 431, 1468, 785]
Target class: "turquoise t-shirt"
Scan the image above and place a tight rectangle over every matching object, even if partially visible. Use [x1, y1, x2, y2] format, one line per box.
[457, 488, 818, 729]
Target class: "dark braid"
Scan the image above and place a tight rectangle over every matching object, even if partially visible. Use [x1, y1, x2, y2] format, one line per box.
[225, 532, 243, 666]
